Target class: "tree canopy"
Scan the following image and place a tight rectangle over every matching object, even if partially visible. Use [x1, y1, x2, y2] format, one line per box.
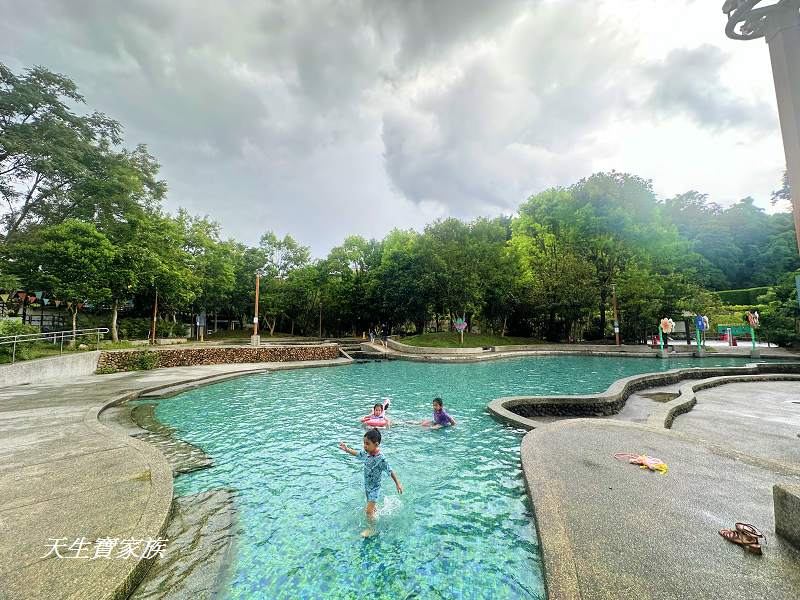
[1, 63, 798, 344]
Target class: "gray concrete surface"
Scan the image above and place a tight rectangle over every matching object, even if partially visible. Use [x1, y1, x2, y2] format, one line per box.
[774, 484, 800, 548]
[523, 418, 800, 600]
[0, 358, 351, 600]
[0, 351, 100, 388]
[671, 380, 800, 466]
[522, 376, 800, 600]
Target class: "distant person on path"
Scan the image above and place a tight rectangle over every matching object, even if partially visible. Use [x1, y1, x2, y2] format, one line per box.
[369, 326, 375, 344]
[339, 428, 403, 537]
[380, 324, 388, 347]
[421, 397, 457, 429]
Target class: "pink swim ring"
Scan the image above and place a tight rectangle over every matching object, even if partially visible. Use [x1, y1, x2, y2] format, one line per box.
[359, 399, 391, 427]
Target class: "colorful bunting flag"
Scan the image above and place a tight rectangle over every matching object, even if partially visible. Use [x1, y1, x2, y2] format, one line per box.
[43, 298, 50, 305]
[66, 301, 72, 309]
[34, 291, 43, 300]
[55, 300, 62, 307]
[17, 291, 25, 300]
[0, 293, 8, 302]
[27, 296, 37, 304]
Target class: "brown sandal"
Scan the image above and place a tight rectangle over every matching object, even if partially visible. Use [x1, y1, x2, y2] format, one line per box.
[736, 522, 765, 541]
[719, 528, 762, 555]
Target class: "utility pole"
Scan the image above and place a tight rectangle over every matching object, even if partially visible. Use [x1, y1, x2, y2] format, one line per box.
[150, 289, 158, 345]
[251, 270, 262, 347]
[611, 283, 621, 346]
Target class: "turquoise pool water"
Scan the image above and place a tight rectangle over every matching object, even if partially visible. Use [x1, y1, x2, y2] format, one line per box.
[154, 356, 750, 599]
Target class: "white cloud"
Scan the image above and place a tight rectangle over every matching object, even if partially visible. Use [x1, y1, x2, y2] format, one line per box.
[0, 0, 788, 255]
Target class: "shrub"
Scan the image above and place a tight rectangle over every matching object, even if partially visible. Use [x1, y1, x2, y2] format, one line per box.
[716, 287, 771, 305]
[124, 351, 159, 371]
[0, 319, 39, 361]
[96, 365, 118, 375]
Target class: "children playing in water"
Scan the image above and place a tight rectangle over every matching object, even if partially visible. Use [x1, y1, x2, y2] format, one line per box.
[360, 399, 390, 426]
[339, 428, 403, 537]
[422, 397, 457, 429]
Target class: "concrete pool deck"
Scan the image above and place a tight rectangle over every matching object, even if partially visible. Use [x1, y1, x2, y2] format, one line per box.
[523, 378, 800, 600]
[0, 358, 351, 600]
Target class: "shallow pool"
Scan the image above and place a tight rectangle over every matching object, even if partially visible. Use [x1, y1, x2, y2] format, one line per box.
[154, 355, 750, 599]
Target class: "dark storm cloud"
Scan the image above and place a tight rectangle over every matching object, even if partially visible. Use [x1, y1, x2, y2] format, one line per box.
[0, 0, 783, 252]
[644, 44, 775, 130]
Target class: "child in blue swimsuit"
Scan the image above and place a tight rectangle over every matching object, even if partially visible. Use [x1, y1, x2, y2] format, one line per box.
[339, 428, 403, 536]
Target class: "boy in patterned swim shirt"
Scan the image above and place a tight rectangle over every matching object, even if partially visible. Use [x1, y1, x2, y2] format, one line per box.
[339, 428, 403, 537]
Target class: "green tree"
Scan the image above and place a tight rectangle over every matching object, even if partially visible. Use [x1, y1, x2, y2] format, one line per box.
[11, 220, 114, 337]
[0, 64, 122, 238]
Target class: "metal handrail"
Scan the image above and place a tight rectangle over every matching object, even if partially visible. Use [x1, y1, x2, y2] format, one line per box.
[0, 327, 110, 363]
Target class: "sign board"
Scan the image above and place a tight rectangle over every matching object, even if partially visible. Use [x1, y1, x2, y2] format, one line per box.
[717, 325, 749, 335]
[796, 274, 800, 309]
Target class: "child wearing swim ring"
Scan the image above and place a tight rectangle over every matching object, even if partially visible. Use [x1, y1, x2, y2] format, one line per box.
[422, 397, 456, 429]
[339, 428, 403, 537]
[360, 399, 390, 427]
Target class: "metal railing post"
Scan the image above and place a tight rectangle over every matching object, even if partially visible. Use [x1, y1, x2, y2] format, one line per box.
[12, 337, 16, 364]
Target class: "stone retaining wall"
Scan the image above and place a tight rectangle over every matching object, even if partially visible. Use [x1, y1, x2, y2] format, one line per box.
[98, 344, 340, 372]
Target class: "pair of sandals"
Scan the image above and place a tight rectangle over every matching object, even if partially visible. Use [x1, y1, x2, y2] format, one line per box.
[719, 522, 765, 555]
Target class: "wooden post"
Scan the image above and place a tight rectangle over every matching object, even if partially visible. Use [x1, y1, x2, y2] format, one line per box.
[611, 284, 620, 346]
[253, 272, 260, 336]
[150, 289, 158, 345]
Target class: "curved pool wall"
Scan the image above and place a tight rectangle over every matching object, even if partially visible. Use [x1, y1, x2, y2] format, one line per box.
[488, 360, 800, 429]
[150, 355, 754, 599]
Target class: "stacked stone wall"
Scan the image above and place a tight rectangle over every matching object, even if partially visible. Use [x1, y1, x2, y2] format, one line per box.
[97, 344, 340, 372]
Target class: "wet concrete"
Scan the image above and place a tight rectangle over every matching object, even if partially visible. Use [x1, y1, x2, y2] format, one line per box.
[129, 490, 239, 600]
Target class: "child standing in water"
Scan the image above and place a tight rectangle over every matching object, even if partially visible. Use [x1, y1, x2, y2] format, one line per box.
[339, 428, 403, 537]
[422, 397, 457, 429]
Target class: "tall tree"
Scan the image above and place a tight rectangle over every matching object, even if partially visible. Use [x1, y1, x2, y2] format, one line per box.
[10, 220, 114, 337]
[0, 64, 122, 238]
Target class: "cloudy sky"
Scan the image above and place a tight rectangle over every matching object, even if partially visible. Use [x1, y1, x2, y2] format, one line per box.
[0, 0, 787, 254]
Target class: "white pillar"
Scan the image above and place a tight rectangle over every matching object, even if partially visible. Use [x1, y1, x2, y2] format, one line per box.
[766, 2, 800, 253]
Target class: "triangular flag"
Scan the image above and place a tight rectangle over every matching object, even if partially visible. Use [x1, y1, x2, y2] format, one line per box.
[76, 303, 84, 310]
[27, 295, 37, 303]
[0, 293, 8, 302]
[66, 301, 72, 309]
[34, 291, 43, 300]
[17, 291, 25, 300]
[43, 298, 50, 305]
[55, 299, 62, 307]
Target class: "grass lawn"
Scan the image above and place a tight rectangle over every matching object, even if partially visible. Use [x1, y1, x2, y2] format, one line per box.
[399, 332, 542, 348]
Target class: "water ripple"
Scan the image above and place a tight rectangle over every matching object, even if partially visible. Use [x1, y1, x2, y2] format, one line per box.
[155, 356, 748, 599]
